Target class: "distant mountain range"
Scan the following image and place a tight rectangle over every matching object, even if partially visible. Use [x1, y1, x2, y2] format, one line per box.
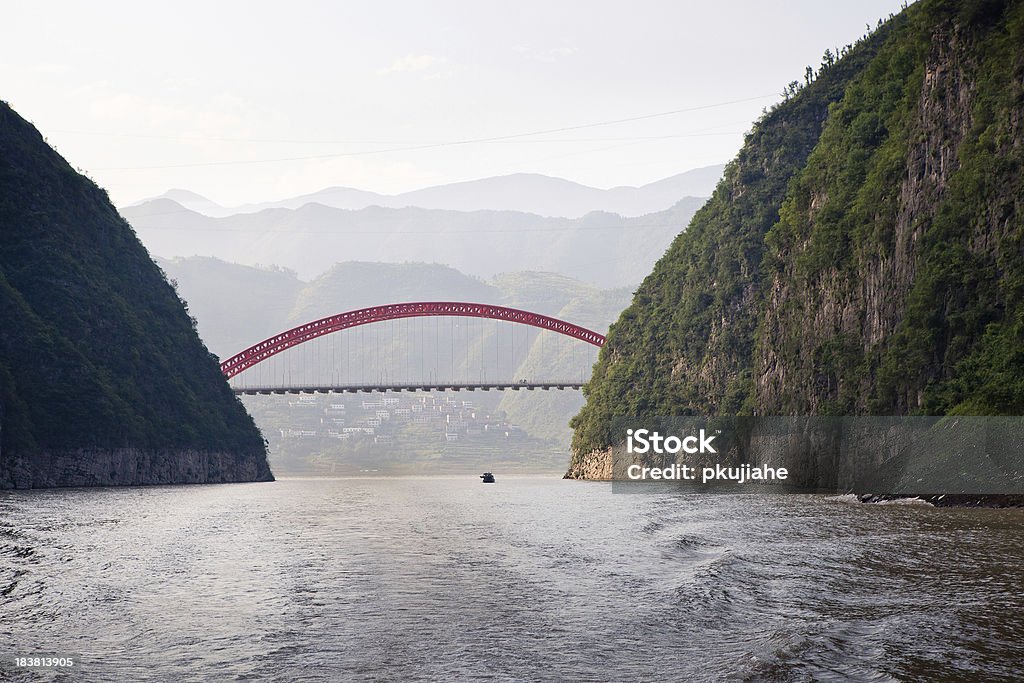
[122, 196, 707, 287]
[129, 165, 724, 219]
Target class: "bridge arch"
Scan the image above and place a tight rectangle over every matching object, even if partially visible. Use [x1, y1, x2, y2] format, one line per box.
[220, 301, 606, 379]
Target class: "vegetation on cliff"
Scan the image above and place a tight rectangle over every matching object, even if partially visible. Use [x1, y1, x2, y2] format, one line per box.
[571, 0, 1024, 460]
[0, 101, 271, 484]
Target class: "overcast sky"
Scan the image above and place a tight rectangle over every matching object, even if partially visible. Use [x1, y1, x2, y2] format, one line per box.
[1, 1, 910, 206]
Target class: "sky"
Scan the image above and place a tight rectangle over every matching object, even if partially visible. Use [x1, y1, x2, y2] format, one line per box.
[1, 0, 911, 207]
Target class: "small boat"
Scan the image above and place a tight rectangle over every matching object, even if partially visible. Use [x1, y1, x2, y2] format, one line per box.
[480, 472, 496, 483]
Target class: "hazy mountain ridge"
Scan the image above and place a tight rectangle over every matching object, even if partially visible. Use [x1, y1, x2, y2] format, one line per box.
[134, 165, 724, 219]
[123, 196, 707, 287]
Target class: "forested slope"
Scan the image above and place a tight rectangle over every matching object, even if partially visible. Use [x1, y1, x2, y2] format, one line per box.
[569, 0, 1024, 480]
[0, 101, 272, 488]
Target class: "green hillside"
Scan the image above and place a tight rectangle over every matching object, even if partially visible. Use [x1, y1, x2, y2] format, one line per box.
[570, 0, 1024, 474]
[0, 101, 272, 487]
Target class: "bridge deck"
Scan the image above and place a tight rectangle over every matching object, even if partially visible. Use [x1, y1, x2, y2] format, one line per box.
[232, 381, 584, 395]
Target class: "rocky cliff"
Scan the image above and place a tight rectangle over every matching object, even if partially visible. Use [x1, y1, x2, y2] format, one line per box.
[569, 0, 1024, 485]
[758, 0, 1024, 418]
[0, 101, 273, 488]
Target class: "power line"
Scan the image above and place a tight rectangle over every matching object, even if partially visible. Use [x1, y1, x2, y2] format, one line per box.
[55, 130, 745, 146]
[93, 94, 775, 171]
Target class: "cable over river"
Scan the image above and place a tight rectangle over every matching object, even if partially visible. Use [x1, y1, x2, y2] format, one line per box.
[2, 477, 1022, 681]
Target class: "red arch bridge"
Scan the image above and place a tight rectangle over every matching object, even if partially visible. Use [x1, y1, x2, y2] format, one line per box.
[221, 301, 606, 395]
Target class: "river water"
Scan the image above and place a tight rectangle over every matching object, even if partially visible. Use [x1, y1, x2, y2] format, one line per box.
[1, 477, 1022, 681]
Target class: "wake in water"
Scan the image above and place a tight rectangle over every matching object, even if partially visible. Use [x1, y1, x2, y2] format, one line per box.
[1, 481, 1021, 681]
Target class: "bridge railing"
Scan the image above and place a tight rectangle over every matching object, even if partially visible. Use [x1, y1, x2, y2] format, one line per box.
[232, 381, 586, 395]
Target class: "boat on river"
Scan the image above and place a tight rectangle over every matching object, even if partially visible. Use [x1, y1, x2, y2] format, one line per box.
[480, 472, 496, 483]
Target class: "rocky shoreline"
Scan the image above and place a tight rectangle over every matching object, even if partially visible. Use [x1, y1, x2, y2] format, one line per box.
[0, 447, 274, 489]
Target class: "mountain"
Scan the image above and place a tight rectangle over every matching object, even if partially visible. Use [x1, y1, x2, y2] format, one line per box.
[151, 188, 229, 216]
[568, 0, 1024, 486]
[0, 101, 272, 488]
[384, 167, 724, 218]
[238, 186, 390, 215]
[287, 261, 497, 326]
[130, 166, 724, 219]
[120, 197, 706, 287]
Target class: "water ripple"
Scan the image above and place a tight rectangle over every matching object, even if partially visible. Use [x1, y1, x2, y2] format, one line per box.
[0, 480, 1022, 680]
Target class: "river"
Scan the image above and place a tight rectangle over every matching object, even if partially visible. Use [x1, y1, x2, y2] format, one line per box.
[1, 477, 1022, 681]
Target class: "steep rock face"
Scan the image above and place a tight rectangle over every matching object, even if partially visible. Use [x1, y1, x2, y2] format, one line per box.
[567, 11, 901, 477]
[0, 101, 273, 488]
[569, 0, 1024, 482]
[563, 448, 612, 481]
[759, 0, 1024, 418]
